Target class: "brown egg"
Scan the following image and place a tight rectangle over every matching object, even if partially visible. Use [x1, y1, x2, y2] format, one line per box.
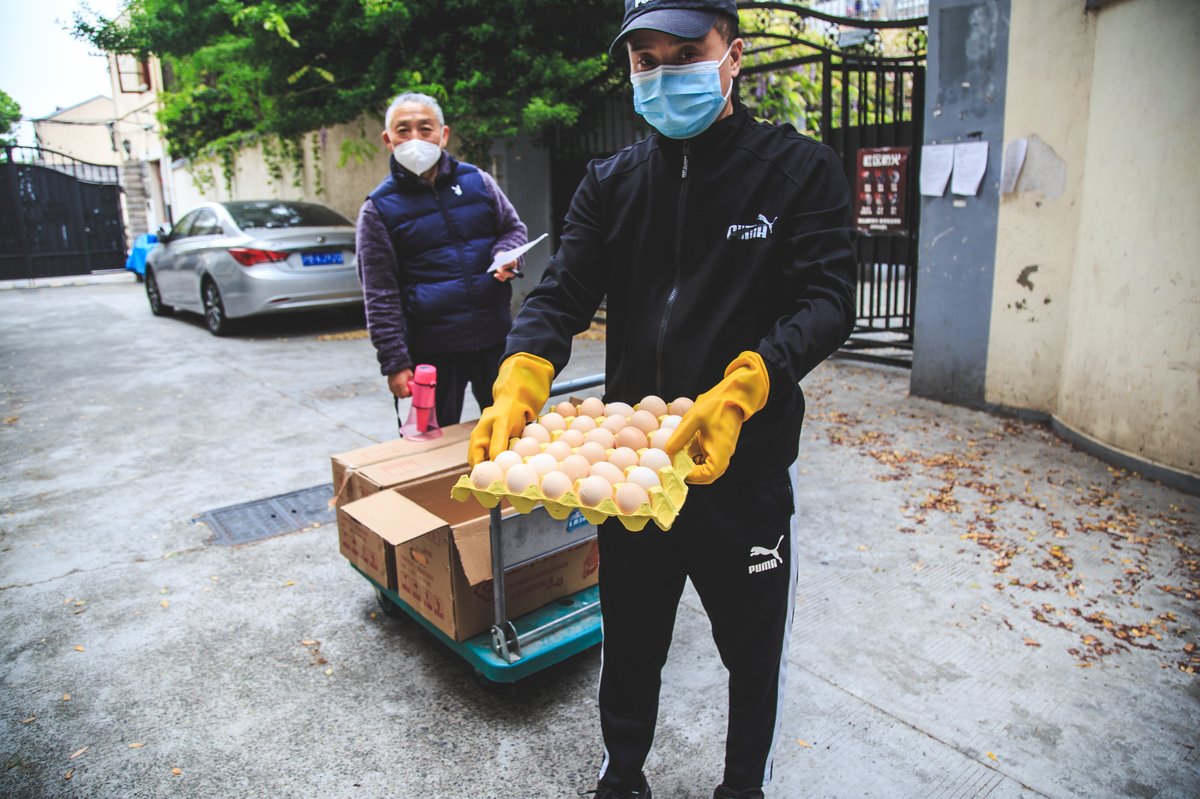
[628, 409, 659, 434]
[584, 427, 616, 449]
[607, 446, 639, 472]
[637, 395, 669, 418]
[470, 461, 503, 489]
[614, 482, 650, 515]
[512, 436, 543, 457]
[669, 397, 694, 416]
[544, 440, 573, 462]
[558, 428, 586, 448]
[523, 423, 552, 443]
[539, 470, 572, 500]
[614, 425, 648, 451]
[576, 475, 613, 507]
[555, 401, 578, 418]
[538, 412, 566, 433]
[569, 414, 597, 433]
[577, 441, 608, 464]
[589, 461, 624, 485]
[559, 453, 592, 481]
[579, 396, 605, 417]
[505, 464, 538, 493]
[494, 450, 523, 472]
[601, 414, 629, 433]
[604, 401, 635, 418]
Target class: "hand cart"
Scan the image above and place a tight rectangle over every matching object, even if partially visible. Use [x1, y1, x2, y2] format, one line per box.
[361, 374, 606, 684]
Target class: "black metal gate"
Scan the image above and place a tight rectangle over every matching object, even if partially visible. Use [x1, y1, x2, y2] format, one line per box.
[739, 1, 927, 366]
[0, 146, 127, 281]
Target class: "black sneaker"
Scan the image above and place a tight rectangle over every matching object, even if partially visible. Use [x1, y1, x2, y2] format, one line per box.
[712, 785, 764, 799]
[581, 774, 652, 799]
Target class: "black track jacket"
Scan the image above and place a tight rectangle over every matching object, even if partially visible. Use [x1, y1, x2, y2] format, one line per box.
[506, 104, 858, 481]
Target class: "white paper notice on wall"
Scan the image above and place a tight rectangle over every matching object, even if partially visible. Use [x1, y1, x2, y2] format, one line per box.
[919, 144, 955, 196]
[951, 141, 989, 196]
[1000, 138, 1028, 194]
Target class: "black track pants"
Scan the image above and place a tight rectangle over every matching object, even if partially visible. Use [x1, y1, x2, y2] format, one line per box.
[395, 342, 505, 431]
[596, 467, 798, 793]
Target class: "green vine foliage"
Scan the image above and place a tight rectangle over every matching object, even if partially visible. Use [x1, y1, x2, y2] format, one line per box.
[73, 0, 625, 166]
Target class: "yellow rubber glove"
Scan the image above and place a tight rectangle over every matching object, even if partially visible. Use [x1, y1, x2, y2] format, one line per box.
[664, 351, 770, 484]
[468, 353, 555, 466]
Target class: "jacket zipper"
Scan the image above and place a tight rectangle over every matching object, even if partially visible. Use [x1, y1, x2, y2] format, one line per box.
[655, 143, 690, 396]
[432, 179, 480, 346]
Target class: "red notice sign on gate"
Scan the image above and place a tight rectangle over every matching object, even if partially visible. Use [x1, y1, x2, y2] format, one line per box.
[854, 146, 910, 235]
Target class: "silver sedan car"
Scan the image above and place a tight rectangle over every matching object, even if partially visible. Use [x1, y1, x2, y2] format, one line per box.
[145, 200, 361, 335]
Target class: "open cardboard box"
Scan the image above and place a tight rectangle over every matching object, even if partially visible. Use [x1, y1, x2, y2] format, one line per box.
[338, 471, 599, 642]
[330, 422, 473, 507]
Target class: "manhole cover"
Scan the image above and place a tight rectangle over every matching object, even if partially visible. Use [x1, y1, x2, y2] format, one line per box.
[195, 484, 335, 546]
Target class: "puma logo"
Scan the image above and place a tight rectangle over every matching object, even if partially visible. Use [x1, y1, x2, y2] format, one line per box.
[748, 535, 784, 574]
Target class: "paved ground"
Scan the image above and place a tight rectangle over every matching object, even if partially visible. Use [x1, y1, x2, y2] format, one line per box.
[1, 281, 1196, 798]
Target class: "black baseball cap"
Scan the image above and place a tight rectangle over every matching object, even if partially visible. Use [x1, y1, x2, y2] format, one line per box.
[609, 0, 738, 56]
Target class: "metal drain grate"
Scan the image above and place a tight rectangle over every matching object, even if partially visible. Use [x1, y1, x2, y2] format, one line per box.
[195, 484, 335, 546]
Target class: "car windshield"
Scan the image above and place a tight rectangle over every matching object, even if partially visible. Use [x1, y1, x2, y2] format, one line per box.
[223, 201, 352, 230]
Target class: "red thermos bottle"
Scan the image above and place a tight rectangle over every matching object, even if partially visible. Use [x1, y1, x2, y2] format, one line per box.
[400, 364, 442, 440]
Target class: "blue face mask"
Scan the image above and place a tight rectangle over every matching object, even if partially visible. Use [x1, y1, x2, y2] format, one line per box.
[631, 45, 733, 140]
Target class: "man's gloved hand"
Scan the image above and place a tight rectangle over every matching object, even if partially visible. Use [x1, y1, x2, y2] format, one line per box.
[468, 353, 555, 466]
[664, 351, 770, 484]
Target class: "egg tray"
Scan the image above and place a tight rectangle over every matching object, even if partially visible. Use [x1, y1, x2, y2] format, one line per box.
[450, 447, 694, 532]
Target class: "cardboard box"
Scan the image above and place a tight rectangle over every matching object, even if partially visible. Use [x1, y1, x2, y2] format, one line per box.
[330, 422, 473, 507]
[338, 472, 600, 642]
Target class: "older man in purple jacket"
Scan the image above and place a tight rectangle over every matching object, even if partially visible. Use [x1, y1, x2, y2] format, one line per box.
[356, 91, 528, 429]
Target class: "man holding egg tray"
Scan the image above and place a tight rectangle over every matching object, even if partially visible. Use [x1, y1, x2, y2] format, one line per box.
[468, 1, 856, 796]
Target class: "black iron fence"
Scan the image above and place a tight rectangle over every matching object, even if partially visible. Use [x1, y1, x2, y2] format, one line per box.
[0, 146, 127, 280]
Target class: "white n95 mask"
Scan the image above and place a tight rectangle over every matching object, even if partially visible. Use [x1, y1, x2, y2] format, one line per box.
[393, 139, 441, 175]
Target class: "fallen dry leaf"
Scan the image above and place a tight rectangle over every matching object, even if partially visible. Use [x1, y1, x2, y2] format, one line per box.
[62, 694, 70, 701]
[171, 767, 183, 776]
[64, 768, 73, 781]
[283, 580, 296, 587]
[300, 640, 318, 647]
[796, 739, 813, 749]
[987, 751, 998, 762]
[72, 646, 84, 653]
[324, 667, 333, 676]
[128, 742, 145, 749]
[20, 716, 36, 724]
[1023, 637, 1041, 647]
[69, 747, 88, 760]
[160, 599, 169, 609]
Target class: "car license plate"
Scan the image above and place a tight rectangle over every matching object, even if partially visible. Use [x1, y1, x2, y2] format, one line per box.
[302, 251, 344, 266]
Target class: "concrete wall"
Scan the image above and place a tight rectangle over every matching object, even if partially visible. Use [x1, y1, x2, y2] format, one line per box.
[171, 115, 554, 318]
[32, 97, 118, 166]
[986, 2, 1093, 412]
[171, 115, 391, 224]
[989, 0, 1199, 479]
[911, 0, 1011, 405]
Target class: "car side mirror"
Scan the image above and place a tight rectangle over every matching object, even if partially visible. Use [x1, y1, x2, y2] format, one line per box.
[156, 224, 172, 241]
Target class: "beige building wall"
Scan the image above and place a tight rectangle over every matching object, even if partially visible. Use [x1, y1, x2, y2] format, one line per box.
[33, 97, 118, 166]
[989, 0, 1200, 478]
[171, 114, 392, 223]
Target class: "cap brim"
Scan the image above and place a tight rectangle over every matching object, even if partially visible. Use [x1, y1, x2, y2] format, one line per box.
[609, 9, 719, 57]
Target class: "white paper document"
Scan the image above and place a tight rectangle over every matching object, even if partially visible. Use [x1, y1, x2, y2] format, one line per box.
[1000, 138, 1028, 195]
[488, 232, 549, 273]
[952, 141, 989, 196]
[919, 144, 955, 197]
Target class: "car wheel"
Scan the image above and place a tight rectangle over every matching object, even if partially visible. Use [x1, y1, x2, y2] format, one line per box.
[202, 279, 231, 336]
[145, 269, 173, 317]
